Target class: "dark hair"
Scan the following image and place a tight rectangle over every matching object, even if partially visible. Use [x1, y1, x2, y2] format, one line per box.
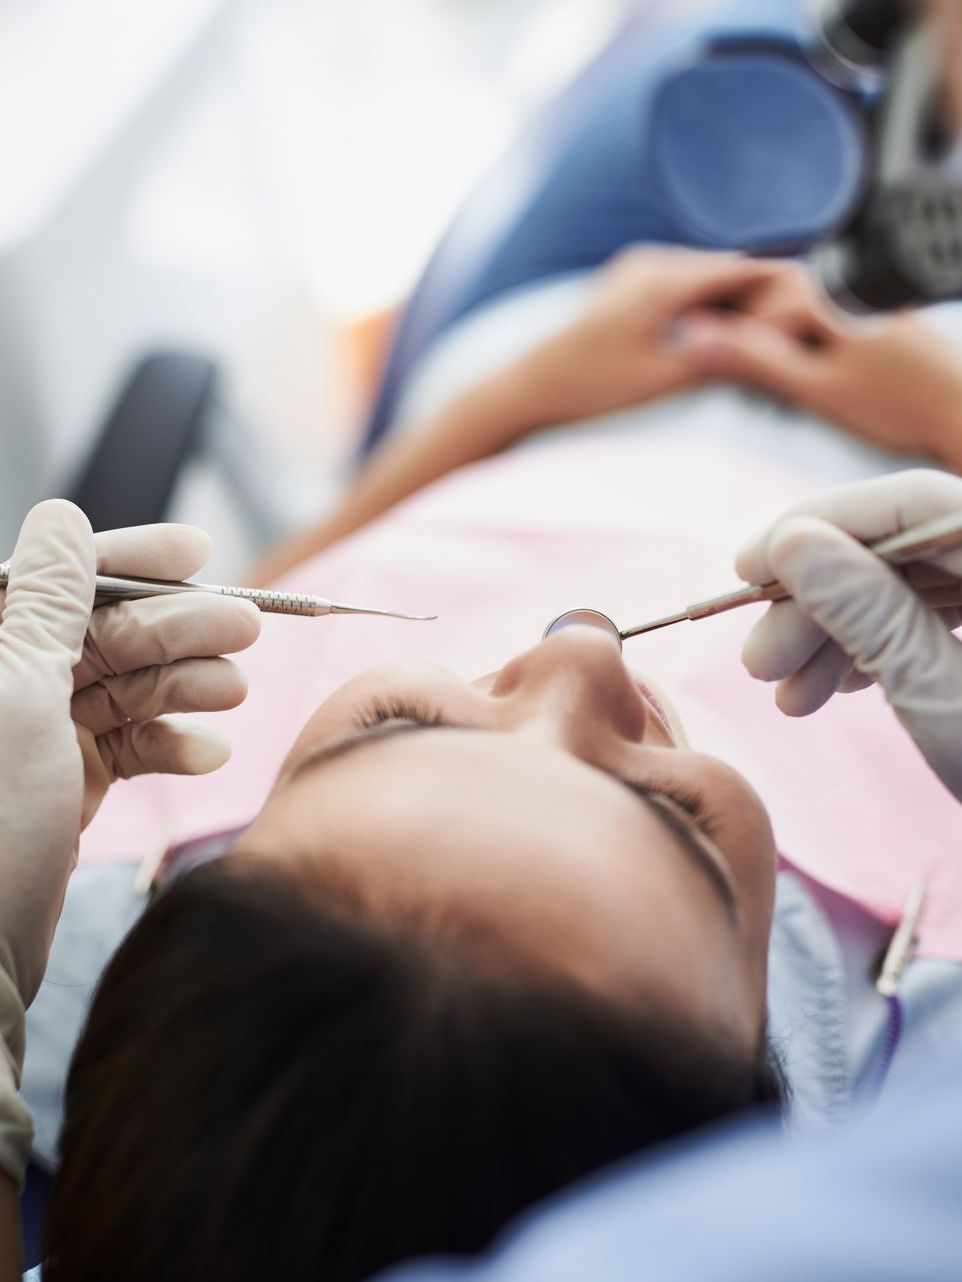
[44, 859, 783, 1282]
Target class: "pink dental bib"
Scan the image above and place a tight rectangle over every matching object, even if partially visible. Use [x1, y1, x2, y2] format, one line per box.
[82, 431, 962, 959]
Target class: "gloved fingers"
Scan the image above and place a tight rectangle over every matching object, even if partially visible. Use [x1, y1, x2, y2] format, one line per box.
[741, 598, 827, 682]
[0, 501, 95, 691]
[895, 639, 962, 800]
[736, 469, 962, 586]
[738, 558, 962, 688]
[839, 668, 876, 695]
[72, 657, 248, 737]
[773, 641, 856, 717]
[767, 515, 962, 709]
[75, 591, 261, 688]
[94, 718, 232, 782]
[837, 606, 962, 693]
[93, 523, 214, 581]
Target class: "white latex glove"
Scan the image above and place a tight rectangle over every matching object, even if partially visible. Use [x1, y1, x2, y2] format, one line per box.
[0, 500, 260, 1185]
[0, 501, 261, 1008]
[737, 470, 962, 801]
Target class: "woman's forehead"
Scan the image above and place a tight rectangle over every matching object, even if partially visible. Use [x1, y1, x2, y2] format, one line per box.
[240, 724, 766, 1041]
[258, 729, 731, 941]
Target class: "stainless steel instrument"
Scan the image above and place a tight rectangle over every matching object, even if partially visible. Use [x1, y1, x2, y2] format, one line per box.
[0, 564, 436, 623]
[544, 510, 962, 651]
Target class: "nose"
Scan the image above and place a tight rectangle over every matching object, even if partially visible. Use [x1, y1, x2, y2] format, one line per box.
[490, 624, 649, 747]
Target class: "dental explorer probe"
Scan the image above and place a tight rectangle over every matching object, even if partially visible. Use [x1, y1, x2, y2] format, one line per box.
[0, 564, 437, 622]
[544, 510, 962, 650]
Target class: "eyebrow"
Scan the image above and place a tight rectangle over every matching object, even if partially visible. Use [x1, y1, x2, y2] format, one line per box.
[283, 722, 740, 924]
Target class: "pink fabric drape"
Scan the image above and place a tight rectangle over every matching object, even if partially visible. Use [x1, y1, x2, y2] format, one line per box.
[83, 431, 962, 958]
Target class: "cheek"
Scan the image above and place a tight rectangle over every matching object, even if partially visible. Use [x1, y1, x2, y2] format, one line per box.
[284, 690, 359, 760]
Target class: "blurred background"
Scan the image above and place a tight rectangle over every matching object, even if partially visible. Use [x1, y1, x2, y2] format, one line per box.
[0, 0, 713, 578]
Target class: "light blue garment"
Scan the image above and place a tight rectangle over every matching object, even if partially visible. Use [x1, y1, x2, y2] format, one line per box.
[770, 870, 962, 1124]
[23, 863, 142, 1169]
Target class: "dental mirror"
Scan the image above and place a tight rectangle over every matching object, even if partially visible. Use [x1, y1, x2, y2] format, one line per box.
[542, 609, 625, 652]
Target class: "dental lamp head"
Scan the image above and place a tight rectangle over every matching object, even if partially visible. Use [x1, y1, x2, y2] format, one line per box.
[652, 0, 962, 313]
[807, 0, 962, 312]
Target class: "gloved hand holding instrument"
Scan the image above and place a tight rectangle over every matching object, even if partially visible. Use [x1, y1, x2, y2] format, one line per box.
[737, 470, 962, 801]
[0, 501, 261, 1193]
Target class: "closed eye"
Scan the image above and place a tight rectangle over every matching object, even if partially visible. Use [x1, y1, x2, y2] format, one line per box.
[354, 697, 445, 730]
[619, 780, 739, 921]
[626, 780, 721, 842]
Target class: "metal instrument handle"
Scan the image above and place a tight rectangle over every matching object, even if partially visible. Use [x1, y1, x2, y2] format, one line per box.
[89, 575, 333, 616]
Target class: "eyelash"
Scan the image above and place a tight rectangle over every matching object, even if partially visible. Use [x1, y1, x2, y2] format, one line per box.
[647, 784, 720, 841]
[354, 696, 445, 730]
[353, 699, 720, 840]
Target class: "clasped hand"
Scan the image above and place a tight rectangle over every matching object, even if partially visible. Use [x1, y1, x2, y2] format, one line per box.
[521, 247, 962, 472]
